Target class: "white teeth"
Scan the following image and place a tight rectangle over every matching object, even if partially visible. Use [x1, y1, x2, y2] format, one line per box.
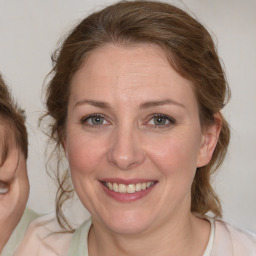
[119, 184, 126, 193]
[107, 182, 113, 191]
[0, 186, 9, 195]
[113, 183, 118, 192]
[127, 184, 135, 193]
[135, 183, 142, 192]
[104, 181, 155, 194]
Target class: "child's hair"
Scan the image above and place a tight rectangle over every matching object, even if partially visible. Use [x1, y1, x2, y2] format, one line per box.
[0, 73, 28, 165]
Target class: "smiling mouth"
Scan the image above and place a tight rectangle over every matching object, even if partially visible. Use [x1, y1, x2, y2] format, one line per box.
[101, 181, 156, 194]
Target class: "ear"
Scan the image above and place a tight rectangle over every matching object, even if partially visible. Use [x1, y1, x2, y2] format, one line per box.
[197, 113, 222, 168]
[59, 128, 68, 159]
[61, 139, 69, 160]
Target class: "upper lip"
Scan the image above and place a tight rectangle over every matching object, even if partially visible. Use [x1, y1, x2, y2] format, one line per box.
[100, 178, 157, 185]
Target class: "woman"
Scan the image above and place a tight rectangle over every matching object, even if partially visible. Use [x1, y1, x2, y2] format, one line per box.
[0, 73, 38, 255]
[16, 1, 256, 255]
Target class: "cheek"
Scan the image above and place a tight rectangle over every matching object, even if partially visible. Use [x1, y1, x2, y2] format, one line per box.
[0, 171, 29, 228]
[12, 165, 29, 216]
[64, 130, 110, 214]
[146, 131, 201, 178]
[65, 131, 107, 176]
[12, 178, 29, 215]
[145, 132, 202, 208]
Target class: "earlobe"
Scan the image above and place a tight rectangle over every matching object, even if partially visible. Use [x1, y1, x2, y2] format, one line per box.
[58, 128, 68, 159]
[61, 139, 69, 159]
[197, 113, 222, 167]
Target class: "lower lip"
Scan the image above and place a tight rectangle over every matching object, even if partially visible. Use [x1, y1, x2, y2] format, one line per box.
[100, 182, 157, 202]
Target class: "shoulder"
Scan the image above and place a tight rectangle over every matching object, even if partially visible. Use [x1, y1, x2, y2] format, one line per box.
[212, 220, 256, 256]
[1, 208, 39, 256]
[67, 218, 92, 255]
[17, 208, 40, 232]
[14, 212, 73, 256]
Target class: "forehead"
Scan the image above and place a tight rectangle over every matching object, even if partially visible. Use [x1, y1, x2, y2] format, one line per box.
[70, 43, 196, 109]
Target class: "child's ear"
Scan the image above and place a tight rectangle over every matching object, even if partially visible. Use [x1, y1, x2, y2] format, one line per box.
[197, 113, 222, 168]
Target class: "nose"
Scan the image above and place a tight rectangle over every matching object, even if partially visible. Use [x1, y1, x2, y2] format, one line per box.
[107, 126, 145, 170]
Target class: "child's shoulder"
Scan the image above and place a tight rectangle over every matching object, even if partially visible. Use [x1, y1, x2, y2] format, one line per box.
[14, 212, 73, 256]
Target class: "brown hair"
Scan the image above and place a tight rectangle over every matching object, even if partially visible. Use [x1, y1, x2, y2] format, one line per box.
[0, 74, 28, 163]
[43, 0, 230, 229]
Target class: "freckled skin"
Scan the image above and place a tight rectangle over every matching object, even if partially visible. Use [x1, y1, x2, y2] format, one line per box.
[0, 126, 29, 251]
[64, 43, 218, 240]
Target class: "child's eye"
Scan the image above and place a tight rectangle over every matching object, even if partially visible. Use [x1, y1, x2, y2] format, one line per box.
[81, 114, 109, 127]
[148, 114, 176, 127]
[0, 181, 9, 195]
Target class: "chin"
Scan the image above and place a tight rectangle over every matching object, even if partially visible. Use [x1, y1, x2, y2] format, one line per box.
[100, 211, 155, 235]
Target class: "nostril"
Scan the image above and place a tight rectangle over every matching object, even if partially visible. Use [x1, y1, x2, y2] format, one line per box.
[107, 152, 145, 170]
[107, 131, 145, 170]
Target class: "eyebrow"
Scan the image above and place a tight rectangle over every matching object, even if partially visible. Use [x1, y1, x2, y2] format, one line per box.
[74, 99, 111, 109]
[74, 98, 185, 110]
[140, 99, 185, 109]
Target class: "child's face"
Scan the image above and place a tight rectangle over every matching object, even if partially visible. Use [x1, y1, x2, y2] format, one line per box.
[0, 124, 29, 250]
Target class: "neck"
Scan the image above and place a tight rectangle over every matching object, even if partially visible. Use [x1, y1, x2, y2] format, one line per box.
[88, 212, 210, 256]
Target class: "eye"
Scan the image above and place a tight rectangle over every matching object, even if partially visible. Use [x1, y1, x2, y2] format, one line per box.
[81, 114, 109, 127]
[153, 116, 168, 125]
[0, 181, 9, 195]
[148, 114, 176, 128]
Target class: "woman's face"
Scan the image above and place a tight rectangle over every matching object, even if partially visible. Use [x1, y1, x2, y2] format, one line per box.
[0, 124, 29, 248]
[64, 44, 217, 235]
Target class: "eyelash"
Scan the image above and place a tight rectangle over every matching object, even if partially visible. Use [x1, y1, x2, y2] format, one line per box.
[80, 113, 176, 129]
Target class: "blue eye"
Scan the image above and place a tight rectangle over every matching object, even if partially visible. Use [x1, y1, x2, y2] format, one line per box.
[81, 114, 108, 126]
[153, 116, 168, 125]
[148, 114, 175, 127]
[90, 116, 105, 125]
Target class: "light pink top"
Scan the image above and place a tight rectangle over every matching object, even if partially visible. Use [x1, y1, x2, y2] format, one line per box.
[14, 214, 256, 256]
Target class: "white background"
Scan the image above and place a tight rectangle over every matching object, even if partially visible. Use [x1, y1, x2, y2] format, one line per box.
[0, 0, 255, 232]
